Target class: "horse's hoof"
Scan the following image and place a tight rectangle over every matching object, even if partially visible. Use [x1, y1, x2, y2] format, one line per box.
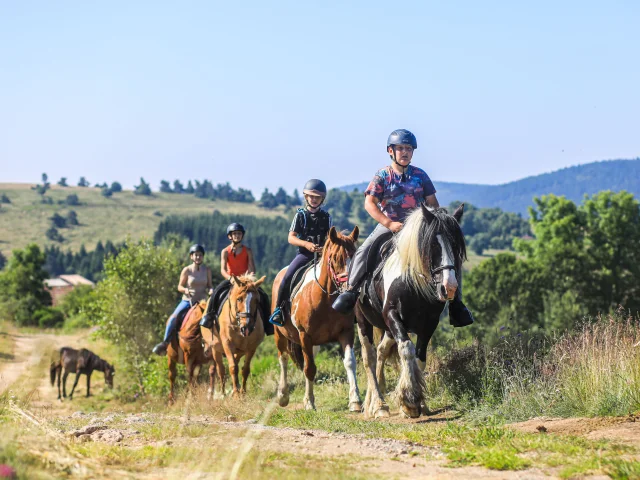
[304, 400, 316, 411]
[277, 394, 289, 407]
[349, 401, 363, 412]
[374, 406, 390, 419]
[400, 405, 421, 418]
[420, 404, 431, 416]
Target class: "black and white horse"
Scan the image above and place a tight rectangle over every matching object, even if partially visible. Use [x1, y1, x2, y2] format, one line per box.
[355, 204, 466, 418]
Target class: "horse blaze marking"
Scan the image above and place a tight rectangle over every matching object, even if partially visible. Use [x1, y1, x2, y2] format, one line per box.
[436, 234, 457, 291]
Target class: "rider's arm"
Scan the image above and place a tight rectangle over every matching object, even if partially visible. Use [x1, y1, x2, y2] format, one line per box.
[178, 267, 190, 295]
[246, 247, 256, 274]
[364, 194, 393, 228]
[220, 249, 231, 280]
[206, 267, 213, 294]
[288, 231, 311, 249]
[425, 194, 439, 208]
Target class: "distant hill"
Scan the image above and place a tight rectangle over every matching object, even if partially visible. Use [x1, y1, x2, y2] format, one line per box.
[340, 159, 640, 215]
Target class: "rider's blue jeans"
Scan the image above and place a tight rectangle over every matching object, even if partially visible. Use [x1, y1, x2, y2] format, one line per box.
[162, 300, 191, 342]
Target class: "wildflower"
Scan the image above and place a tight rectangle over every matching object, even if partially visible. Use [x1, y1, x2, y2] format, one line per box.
[499, 326, 506, 331]
[0, 464, 17, 479]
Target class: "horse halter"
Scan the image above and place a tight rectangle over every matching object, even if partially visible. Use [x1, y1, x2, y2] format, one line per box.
[313, 251, 350, 296]
[226, 290, 255, 331]
[431, 264, 456, 276]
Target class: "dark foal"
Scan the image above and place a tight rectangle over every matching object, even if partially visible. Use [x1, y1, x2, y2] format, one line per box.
[50, 347, 115, 400]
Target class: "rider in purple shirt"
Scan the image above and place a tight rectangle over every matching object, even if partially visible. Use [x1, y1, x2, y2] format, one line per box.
[332, 129, 474, 328]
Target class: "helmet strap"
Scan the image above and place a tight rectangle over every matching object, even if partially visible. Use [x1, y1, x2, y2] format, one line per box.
[390, 146, 408, 182]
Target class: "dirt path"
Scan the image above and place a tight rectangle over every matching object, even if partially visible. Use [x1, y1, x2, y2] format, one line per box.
[4, 330, 636, 479]
[0, 330, 85, 395]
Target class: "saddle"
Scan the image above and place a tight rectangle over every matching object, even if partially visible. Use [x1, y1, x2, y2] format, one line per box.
[288, 260, 315, 301]
[360, 232, 394, 312]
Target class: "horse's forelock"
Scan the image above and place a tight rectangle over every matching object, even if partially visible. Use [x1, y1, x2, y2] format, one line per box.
[389, 207, 466, 300]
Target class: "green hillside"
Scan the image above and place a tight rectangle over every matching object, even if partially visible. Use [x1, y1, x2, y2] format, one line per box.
[0, 183, 285, 257]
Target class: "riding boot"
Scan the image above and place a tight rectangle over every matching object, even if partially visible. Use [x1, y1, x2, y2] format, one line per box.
[332, 287, 359, 313]
[448, 297, 474, 327]
[199, 313, 214, 329]
[152, 341, 169, 356]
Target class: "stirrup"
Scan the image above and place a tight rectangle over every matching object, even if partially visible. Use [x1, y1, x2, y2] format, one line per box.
[269, 308, 285, 327]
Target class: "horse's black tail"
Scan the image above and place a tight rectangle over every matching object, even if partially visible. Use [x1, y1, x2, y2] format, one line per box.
[288, 341, 305, 371]
[49, 361, 59, 386]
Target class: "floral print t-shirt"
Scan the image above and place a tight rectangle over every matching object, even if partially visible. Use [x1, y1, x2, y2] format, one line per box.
[364, 165, 436, 222]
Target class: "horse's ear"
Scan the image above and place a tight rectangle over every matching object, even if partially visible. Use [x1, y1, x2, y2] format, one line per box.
[329, 226, 338, 243]
[254, 275, 267, 287]
[453, 203, 464, 223]
[421, 203, 436, 223]
[350, 226, 359, 242]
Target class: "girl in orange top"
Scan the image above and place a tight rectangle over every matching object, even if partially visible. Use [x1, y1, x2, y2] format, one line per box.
[200, 223, 272, 335]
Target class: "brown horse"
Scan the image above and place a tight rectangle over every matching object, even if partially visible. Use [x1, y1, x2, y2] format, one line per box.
[166, 300, 212, 403]
[50, 347, 115, 400]
[202, 274, 266, 398]
[273, 226, 362, 411]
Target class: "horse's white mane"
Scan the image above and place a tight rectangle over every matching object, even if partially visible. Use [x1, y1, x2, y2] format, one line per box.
[384, 208, 431, 297]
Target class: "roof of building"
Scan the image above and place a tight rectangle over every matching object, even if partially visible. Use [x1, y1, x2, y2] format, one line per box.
[44, 278, 71, 288]
[58, 274, 95, 287]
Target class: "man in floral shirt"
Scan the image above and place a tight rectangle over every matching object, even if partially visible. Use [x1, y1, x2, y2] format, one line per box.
[332, 129, 474, 327]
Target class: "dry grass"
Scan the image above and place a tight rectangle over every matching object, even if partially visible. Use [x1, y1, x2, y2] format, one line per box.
[0, 183, 286, 256]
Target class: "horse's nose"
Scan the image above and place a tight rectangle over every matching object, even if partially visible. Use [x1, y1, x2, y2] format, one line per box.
[443, 272, 458, 300]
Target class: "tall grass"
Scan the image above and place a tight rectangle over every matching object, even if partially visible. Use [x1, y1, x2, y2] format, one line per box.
[432, 309, 640, 421]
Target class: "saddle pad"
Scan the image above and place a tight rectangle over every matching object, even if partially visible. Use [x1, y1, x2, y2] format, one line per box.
[289, 260, 315, 300]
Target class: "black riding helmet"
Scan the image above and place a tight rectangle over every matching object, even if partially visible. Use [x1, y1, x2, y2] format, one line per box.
[302, 179, 327, 208]
[189, 244, 205, 255]
[226, 223, 246, 235]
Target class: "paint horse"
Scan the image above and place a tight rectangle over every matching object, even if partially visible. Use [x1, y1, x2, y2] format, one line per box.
[50, 347, 115, 400]
[201, 274, 266, 398]
[355, 204, 466, 418]
[273, 226, 362, 411]
[167, 300, 212, 403]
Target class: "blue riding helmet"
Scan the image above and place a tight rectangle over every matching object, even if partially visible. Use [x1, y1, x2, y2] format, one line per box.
[387, 129, 417, 150]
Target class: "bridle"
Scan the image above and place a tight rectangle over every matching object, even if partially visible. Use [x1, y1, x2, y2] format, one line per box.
[312, 243, 351, 296]
[431, 264, 456, 277]
[226, 288, 255, 330]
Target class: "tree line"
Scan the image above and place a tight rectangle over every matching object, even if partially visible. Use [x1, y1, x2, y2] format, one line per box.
[463, 190, 640, 343]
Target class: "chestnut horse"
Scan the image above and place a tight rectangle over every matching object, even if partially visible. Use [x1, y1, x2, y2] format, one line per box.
[355, 204, 466, 418]
[273, 226, 362, 411]
[201, 274, 266, 398]
[167, 300, 212, 403]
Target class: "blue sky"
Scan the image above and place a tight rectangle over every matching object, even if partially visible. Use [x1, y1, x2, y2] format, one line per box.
[1, 1, 638, 194]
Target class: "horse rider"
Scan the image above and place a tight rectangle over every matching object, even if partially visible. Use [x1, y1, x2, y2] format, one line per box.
[331, 129, 474, 327]
[152, 244, 213, 355]
[268, 179, 332, 327]
[199, 223, 273, 335]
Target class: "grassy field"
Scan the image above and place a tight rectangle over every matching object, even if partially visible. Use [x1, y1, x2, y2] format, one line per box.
[1, 318, 639, 479]
[0, 183, 286, 257]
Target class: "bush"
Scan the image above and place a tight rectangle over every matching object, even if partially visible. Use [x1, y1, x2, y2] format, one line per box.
[101, 187, 113, 198]
[66, 210, 79, 226]
[50, 213, 67, 228]
[91, 239, 181, 393]
[34, 307, 65, 328]
[46, 226, 64, 242]
[65, 194, 80, 206]
[0, 194, 10, 204]
[110, 182, 122, 193]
